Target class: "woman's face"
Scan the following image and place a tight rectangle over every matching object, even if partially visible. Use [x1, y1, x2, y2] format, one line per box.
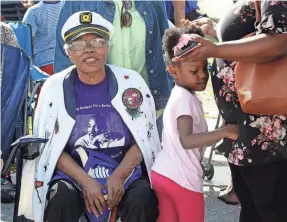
[88, 118, 99, 139]
[67, 34, 109, 75]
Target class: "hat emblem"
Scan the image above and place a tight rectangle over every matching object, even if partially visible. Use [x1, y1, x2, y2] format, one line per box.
[80, 12, 92, 24]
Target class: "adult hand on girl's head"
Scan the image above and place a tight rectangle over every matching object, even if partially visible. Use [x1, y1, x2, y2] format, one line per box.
[180, 19, 191, 27]
[172, 36, 217, 63]
[180, 18, 217, 38]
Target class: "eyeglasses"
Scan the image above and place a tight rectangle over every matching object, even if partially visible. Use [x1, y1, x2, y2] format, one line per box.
[66, 38, 109, 51]
[121, 0, 132, 27]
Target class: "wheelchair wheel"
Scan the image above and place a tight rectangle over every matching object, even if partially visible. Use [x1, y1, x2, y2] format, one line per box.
[201, 163, 206, 179]
[205, 164, 214, 181]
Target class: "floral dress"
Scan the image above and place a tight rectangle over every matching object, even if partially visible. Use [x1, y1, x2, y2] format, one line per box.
[212, 0, 287, 166]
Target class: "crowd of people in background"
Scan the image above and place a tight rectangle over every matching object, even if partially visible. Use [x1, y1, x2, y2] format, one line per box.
[1, 1, 287, 222]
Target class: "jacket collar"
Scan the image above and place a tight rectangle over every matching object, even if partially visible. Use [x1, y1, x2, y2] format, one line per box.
[63, 65, 118, 120]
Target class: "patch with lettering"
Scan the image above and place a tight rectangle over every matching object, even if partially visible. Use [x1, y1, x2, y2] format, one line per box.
[122, 88, 143, 119]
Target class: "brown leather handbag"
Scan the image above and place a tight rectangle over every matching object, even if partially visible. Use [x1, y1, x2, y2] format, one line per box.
[235, 1, 287, 116]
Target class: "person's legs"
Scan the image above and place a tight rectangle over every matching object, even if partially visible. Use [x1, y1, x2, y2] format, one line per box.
[229, 163, 261, 222]
[171, 182, 204, 222]
[152, 171, 204, 222]
[44, 180, 85, 222]
[276, 160, 287, 221]
[118, 177, 159, 222]
[240, 160, 287, 222]
[151, 171, 178, 222]
[217, 177, 239, 205]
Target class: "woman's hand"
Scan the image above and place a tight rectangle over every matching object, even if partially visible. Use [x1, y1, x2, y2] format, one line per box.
[181, 17, 217, 38]
[224, 124, 239, 141]
[106, 173, 125, 210]
[81, 177, 106, 217]
[172, 36, 217, 63]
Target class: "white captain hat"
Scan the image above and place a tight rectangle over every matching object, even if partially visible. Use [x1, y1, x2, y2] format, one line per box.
[61, 11, 114, 43]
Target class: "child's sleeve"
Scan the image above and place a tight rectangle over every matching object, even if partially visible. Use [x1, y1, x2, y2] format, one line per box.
[22, 7, 39, 37]
[174, 96, 195, 120]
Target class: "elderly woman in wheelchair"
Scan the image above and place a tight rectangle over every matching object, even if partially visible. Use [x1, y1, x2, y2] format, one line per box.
[16, 11, 161, 222]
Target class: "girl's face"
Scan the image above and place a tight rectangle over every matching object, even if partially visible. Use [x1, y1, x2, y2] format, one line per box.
[169, 60, 209, 91]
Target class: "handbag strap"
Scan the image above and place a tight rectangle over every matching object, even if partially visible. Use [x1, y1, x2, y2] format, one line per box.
[254, 1, 261, 23]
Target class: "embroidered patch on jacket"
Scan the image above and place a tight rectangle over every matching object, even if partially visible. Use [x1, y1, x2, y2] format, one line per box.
[54, 118, 59, 134]
[122, 88, 143, 119]
[80, 12, 92, 24]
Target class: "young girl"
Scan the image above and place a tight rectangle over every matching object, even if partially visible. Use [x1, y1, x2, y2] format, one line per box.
[151, 25, 239, 222]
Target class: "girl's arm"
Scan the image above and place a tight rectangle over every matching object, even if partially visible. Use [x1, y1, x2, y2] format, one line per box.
[177, 115, 238, 150]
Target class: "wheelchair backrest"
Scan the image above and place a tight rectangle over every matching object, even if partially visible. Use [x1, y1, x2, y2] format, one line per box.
[9, 22, 33, 58]
[1, 44, 30, 162]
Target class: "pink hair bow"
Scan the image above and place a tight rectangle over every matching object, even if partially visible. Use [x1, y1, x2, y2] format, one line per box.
[172, 34, 201, 56]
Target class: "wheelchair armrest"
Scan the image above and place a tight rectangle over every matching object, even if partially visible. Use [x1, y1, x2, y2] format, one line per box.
[35, 78, 48, 84]
[1, 136, 48, 177]
[11, 135, 48, 147]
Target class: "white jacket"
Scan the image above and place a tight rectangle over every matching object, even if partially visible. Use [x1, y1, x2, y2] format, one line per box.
[18, 65, 161, 221]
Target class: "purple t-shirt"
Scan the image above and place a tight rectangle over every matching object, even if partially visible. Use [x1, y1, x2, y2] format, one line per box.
[68, 74, 132, 162]
[51, 74, 133, 183]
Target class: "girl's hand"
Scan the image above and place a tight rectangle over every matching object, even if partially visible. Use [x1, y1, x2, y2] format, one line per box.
[224, 124, 239, 141]
[172, 36, 217, 63]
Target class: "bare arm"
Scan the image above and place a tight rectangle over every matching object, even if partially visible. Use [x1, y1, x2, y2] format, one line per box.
[106, 142, 143, 209]
[177, 115, 238, 149]
[56, 151, 92, 187]
[173, 33, 287, 64]
[215, 33, 287, 63]
[112, 142, 143, 181]
[172, 0, 185, 27]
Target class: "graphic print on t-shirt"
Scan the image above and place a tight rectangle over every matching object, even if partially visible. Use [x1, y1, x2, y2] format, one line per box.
[73, 112, 125, 149]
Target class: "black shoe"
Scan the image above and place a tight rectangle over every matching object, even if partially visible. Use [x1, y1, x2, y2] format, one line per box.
[1, 178, 15, 203]
[217, 188, 239, 205]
